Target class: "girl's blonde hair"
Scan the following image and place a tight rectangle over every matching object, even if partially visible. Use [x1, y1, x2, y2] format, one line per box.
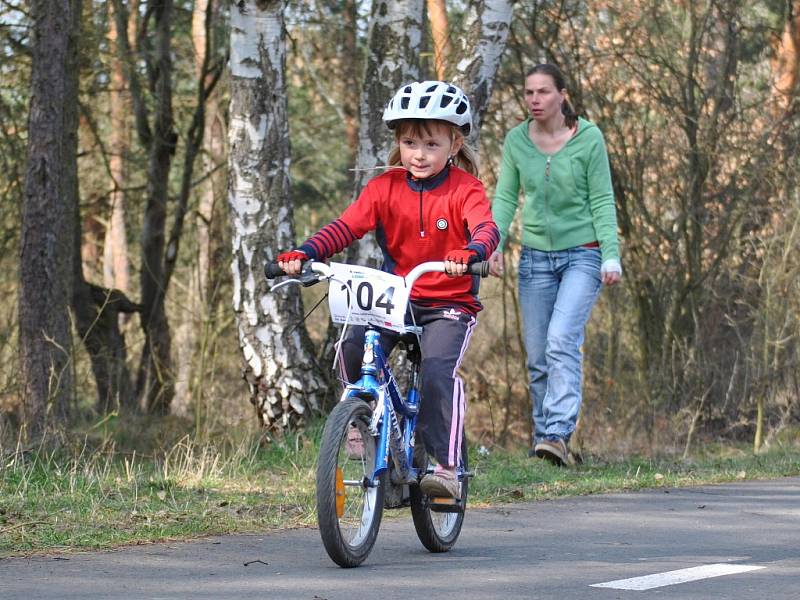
[387, 119, 479, 177]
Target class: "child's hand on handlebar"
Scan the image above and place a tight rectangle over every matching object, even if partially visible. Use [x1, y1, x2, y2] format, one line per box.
[277, 250, 308, 275]
[444, 249, 477, 277]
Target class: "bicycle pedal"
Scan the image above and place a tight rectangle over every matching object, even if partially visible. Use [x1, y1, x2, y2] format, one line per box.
[428, 497, 463, 513]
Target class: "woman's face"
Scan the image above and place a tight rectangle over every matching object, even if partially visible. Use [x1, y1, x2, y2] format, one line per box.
[524, 73, 565, 123]
[397, 121, 461, 180]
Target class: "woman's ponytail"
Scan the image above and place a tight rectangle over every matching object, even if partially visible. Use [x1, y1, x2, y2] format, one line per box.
[561, 98, 578, 129]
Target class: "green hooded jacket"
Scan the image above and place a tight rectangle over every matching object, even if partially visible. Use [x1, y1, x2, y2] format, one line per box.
[492, 117, 620, 262]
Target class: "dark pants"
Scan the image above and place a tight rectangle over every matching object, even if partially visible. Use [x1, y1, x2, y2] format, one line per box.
[338, 303, 476, 468]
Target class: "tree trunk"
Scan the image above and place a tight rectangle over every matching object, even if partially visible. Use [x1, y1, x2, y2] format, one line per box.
[752, 0, 800, 450]
[452, 0, 513, 146]
[19, 0, 76, 440]
[135, 0, 177, 415]
[229, 0, 328, 429]
[340, 0, 360, 161]
[63, 0, 140, 416]
[104, 0, 131, 295]
[351, 0, 424, 266]
[772, 0, 800, 113]
[173, 0, 213, 417]
[427, 0, 451, 79]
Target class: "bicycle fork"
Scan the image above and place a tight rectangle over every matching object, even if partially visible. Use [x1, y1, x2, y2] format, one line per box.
[372, 378, 418, 485]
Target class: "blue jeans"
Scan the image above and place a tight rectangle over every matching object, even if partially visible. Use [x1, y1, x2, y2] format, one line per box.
[518, 246, 602, 445]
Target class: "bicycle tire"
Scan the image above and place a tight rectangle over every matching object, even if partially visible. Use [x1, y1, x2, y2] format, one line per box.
[409, 435, 468, 552]
[316, 398, 385, 567]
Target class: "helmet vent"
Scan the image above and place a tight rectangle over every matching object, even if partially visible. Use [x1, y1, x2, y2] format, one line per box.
[426, 84, 438, 93]
[439, 95, 452, 108]
[401, 97, 409, 109]
[419, 96, 430, 108]
[456, 102, 467, 114]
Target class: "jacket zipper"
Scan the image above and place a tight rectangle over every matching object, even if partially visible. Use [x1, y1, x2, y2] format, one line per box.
[544, 156, 553, 248]
[419, 187, 425, 237]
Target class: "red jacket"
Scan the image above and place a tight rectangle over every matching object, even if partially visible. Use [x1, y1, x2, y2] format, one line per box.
[299, 167, 499, 313]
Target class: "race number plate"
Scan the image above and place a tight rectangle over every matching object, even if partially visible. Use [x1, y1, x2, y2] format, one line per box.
[327, 263, 409, 332]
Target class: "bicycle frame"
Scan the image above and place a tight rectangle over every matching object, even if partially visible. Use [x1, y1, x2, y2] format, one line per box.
[343, 326, 421, 487]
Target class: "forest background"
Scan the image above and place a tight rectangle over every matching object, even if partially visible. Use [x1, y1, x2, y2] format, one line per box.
[2, 0, 799, 460]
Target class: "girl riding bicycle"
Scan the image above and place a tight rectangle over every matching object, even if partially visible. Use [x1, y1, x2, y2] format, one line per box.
[277, 81, 499, 498]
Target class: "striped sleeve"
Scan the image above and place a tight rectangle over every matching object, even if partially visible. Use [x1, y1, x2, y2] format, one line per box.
[466, 220, 500, 260]
[461, 179, 500, 260]
[298, 218, 357, 261]
[297, 179, 381, 260]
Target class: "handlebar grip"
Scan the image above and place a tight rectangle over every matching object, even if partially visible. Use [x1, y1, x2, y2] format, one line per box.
[468, 261, 490, 277]
[264, 261, 286, 280]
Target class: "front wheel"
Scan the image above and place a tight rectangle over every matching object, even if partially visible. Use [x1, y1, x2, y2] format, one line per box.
[409, 436, 468, 552]
[316, 399, 385, 567]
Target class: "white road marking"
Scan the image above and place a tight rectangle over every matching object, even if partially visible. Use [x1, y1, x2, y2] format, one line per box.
[590, 563, 766, 591]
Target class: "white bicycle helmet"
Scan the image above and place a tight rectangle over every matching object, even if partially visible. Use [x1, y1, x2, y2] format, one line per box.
[382, 81, 472, 134]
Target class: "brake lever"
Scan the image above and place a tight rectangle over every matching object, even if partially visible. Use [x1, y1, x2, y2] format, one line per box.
[298, 262, 321, 287]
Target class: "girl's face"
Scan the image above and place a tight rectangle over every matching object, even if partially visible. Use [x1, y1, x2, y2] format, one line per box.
[397, 121, 462, 180]
[524, 73, 566, 123]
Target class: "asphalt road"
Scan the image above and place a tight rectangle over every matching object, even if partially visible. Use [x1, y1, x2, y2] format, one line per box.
[1, 477, 798, 599]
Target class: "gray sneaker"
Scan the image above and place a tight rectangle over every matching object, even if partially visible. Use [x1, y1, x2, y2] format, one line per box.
[534, 438, 569, 467]
[420, 471, 460, 499]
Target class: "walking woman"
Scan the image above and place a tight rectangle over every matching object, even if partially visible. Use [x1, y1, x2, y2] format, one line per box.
[489, 63, 622, 465]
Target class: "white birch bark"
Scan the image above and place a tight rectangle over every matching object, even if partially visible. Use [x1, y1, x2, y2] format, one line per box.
[228, 0, 326, 428]
[351, 0, 424, 266]
[453, 0, 514, 145]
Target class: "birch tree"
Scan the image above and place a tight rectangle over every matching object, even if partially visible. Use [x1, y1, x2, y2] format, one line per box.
[351, 0, 424, 265]
[229, 0, 327, 428]
[452, 0, 513, 144]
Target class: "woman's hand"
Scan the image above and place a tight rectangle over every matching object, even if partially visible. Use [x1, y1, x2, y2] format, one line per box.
[600, 259, 622, 286]
[488, 251, 504, 277]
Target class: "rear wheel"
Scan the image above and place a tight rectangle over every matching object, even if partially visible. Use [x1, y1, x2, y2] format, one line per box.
[409, 436, 468, 552]
[316, 399, 385, 567]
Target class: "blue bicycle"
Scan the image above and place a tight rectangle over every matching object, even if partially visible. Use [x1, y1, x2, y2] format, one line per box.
[267, 259, 488, 567]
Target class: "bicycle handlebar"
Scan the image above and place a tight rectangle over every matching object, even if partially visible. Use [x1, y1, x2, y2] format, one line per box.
[264, 261, 289, 279]
[265, 259, 490, 282]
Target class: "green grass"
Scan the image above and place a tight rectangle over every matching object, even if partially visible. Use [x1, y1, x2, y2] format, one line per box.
[2, 424, 799, 557]
[470, 444, 800, 503]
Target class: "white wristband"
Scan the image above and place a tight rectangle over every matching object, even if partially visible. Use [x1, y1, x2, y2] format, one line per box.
[600, 259, 622, 277]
